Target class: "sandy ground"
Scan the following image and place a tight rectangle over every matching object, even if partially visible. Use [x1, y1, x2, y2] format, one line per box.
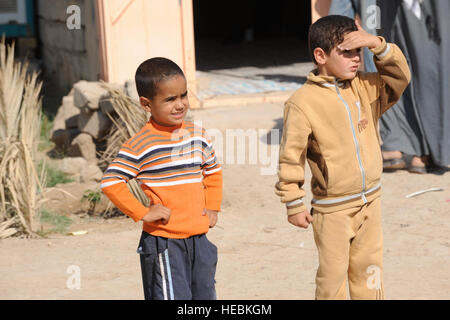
[1, 103, 449, 300]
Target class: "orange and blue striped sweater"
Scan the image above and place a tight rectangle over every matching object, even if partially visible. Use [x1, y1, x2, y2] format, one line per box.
[101, 118, 223, 238]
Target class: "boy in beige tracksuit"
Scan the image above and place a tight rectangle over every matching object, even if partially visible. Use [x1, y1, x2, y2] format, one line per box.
[275, 15, 411, 299]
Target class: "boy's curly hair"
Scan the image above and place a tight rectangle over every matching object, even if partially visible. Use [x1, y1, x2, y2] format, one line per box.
[308, 15, 358, 64]
[135, 57, 185, 99]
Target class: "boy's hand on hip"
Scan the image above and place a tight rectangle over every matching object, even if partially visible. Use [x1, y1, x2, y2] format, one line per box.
[142, 204, 171, 225]
[288, 210, 313, 229]
[203, 209, 218, 228]
[338, 20, 382, 50]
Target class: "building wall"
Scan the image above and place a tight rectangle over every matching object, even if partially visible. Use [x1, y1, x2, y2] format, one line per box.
[37, 0, 100, 91]
[37, 0, 195, 103]
[96, 0, 197, 104]
[97, 0, 195, 84]
[37, 0, 316, 100]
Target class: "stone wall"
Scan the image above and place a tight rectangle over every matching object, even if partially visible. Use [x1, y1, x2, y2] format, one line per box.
[50, 81, 127, 163]
[49, 80, 139, 183]
[37, 0, 100, 92]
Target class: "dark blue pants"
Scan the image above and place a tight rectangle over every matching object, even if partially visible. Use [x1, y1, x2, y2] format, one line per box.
[137, 231, 218, 300]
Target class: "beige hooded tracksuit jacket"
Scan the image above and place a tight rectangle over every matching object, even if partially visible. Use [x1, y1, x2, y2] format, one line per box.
[276, 37, 411, 299]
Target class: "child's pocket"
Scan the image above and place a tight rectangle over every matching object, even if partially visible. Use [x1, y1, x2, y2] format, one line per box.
[136, 231, 159, 255]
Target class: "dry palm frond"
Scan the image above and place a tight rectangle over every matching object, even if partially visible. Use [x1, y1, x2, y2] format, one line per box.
[98, 82, 148, 166]
[0, 217, 18, 239]
[0, 37, 45, 237]
[99, 82, 149, 210]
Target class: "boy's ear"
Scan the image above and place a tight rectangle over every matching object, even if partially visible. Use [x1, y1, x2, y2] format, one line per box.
[313, 48, 327, 65]
[140, 96, 152, 112]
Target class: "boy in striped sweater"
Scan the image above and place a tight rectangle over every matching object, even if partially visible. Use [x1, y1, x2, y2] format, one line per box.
[101, 57, 222, 300]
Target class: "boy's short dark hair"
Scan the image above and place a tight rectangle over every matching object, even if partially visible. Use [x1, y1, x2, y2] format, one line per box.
[308, 15, 357, 64]
[135, 57, 185, 99]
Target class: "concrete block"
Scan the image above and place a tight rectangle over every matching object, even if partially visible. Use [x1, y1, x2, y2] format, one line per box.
[77, 107, 112, 140]
[124, 80, 140, 102]
[58, 155, 101, 183]
[99, 95, 115, 115]
[99, 84, 124, 114]
[51, 105, 68, 134]
[50, 96, 80, 134]
[50, 128, 80, 151]
[62, 96, 81, 129]
[81, 163, 103, 182]
[67, 132, 98, 163]
[73, 81, 108, 110]
[60, 157, 88, 176]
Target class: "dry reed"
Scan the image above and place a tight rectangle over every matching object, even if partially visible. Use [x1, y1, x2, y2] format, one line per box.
[0, 37, 45, 238]
[99, 82, 150, 210]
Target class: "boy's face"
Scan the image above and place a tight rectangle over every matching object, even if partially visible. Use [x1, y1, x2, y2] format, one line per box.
[315, 42, 361, 80]
[140, 75, 189, 127]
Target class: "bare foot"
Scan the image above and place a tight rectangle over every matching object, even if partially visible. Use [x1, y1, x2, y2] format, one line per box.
[382, 150, 402, 159]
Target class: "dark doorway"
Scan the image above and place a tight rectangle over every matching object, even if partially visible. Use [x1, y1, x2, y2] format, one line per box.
[193, 0, 312, 71]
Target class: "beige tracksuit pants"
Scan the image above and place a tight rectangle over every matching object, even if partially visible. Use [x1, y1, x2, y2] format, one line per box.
[312, 197, 384, 300]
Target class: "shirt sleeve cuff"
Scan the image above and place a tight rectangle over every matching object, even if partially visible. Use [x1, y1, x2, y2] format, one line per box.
[205, 196, 222, 212]
[286, 199, 307, 216]
[131, 206, 149, 222]
[370, 36, 391, 60]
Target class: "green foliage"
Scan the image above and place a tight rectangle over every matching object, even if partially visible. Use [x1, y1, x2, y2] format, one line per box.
[39, 209, 72, 234]
[38, 113, 54, 152]
[82, 189, 102, 204]
[38, 162, 74, 188]
[81, 189, 102, 215]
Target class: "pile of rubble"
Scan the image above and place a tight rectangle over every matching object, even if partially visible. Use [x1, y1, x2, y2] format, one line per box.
[50, 80, 139, 181]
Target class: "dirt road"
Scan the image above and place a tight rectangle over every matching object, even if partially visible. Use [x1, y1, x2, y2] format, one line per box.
[1, 103, 449, 299]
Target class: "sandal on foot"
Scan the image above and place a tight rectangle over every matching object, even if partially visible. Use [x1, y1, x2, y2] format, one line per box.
[407, 165, 427, 174]
[402, 153, 428, 174]
[383, 157, 406, 170]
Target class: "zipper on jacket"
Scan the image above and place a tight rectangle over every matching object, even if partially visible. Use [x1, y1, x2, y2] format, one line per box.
[334, 80, 367, 203]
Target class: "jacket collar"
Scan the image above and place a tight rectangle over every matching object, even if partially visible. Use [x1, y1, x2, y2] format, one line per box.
[307, 69, 349, 88]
